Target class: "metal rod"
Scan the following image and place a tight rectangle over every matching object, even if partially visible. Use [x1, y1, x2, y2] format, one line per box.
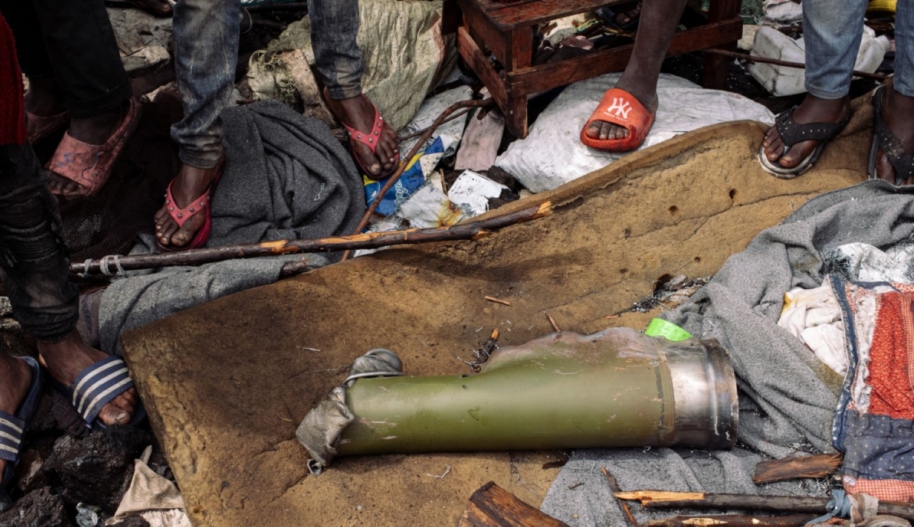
[702, 48, 889, 81]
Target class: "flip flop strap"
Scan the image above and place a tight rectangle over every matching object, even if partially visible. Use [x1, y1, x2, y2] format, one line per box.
[0, 411, 24, 463]
[873, 88, 914, 182]
[342, 98, 384, 155]
[164, 180, 211, 229]
[775, 107, 849, 148]
[69, 356, 134, 428]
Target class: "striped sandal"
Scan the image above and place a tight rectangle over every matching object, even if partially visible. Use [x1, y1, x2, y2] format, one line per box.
[54, 356, 146, 430]
[0, 357, 43, 497]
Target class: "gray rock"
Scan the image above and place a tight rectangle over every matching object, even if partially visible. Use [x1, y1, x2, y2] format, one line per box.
[14, 450, 48, 494]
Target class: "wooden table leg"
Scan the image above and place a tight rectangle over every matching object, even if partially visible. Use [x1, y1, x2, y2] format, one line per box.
[702, 0, 741, 89]
[504, 28, 533, 138]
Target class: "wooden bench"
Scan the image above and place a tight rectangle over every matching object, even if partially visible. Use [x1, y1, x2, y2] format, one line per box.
[445, 0, 743, 138]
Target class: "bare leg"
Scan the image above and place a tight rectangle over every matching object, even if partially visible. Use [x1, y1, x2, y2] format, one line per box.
[0, 354, 32, 478]
[584, 0, 688, 141]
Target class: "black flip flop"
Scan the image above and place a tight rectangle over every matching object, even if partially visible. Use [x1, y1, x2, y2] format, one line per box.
[0, 357, 44, 497]
[869, 85, 914, 185]
[758, 106, 851, 179]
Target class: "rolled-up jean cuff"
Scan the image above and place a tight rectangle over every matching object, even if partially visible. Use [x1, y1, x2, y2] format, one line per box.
[66, 81, 132, 120]
[805, 84, 850, 100]
[178, 147, 224, 170]
[29, 320, 77, 343]
[327, 85, 363, 101]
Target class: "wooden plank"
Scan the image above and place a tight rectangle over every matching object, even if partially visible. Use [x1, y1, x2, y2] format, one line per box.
[458, 481, 570, 527]
[505, 17, 743, 96]
[457, 26, 509, 110]
[484, 0, 627, 30]
[457, 0, 509, 66]
[752, 454, 843, 485]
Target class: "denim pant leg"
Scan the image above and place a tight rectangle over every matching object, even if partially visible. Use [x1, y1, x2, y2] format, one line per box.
[895, 0, 914, 97]
[1, 0, 131, 118]
[0, 144, 79, 343]
[309, 0, 363, 100]
[803, 0, 868, 99]
[170, 0, 240, 169]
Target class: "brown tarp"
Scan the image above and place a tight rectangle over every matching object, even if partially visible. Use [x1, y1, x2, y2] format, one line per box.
[122, 107, 871, 526]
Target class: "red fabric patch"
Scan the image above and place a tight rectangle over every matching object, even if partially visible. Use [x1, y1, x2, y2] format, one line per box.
[867, 292, 914, 420]
[0, 14, 26, 146]
[845, 475, 914, 502]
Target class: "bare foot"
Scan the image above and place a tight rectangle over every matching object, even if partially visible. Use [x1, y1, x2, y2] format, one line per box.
[324, 93, 399, 179]
[154, 157, 223, 249]
[584, 77, 657, 141]
[874, 82, 914, 185]
[47, 102, 130, 196]
[0, 354, 32, 479]
[37, 331, 137, 427]
[762, 94, 850, 170]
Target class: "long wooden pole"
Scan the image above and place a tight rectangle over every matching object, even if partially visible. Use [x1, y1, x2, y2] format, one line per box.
[615, 491, 914, 520]
[71, 202, 551, 277]
[340, 97, 495, 261]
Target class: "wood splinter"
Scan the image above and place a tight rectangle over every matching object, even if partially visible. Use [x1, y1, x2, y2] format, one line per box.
[545, 312, 561, 332]
[485, 296, 512, 306]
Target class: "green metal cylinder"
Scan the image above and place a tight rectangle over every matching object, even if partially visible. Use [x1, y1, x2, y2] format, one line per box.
[335, 329, 738, 456]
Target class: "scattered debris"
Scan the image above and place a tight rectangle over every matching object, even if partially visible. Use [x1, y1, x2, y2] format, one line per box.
[425, 465, 451, 479]
[0, 487, 72, 527]
[643, 514, 818, 526]
[600, 467, 637, 527]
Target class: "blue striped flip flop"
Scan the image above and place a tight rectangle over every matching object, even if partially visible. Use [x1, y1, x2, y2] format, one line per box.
[59, 356, 146, 430]
[0, 356, 43, 496]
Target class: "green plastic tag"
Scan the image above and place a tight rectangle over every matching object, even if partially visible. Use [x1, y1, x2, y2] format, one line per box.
[644, 318, 692, 342]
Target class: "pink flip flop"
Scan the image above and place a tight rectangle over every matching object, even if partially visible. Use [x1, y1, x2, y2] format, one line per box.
[340, 95, 399, 179]
[156, 156, 225, 253]
[46, 98, 141, 198]
[26, 110, 69, 144]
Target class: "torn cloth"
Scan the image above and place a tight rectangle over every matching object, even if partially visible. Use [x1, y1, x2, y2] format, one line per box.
[542, 180, 914, 525]
[97, 101, 365, 355]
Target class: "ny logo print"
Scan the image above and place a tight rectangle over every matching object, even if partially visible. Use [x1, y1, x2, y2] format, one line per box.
[605, 97, 632, 120]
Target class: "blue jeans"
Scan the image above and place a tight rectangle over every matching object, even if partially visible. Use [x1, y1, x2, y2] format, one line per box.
[171, 0, 364, 169]
[804, 0, 914, 98]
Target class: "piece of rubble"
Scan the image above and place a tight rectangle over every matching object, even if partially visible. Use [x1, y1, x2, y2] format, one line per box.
[14, 450, 48, 495]
[44, 427, 151, 512]
[76, 502, 103, 527]
[0, 487, 72, 527]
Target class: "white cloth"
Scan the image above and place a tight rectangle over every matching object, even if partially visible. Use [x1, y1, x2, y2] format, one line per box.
[778, 280, 848, 375]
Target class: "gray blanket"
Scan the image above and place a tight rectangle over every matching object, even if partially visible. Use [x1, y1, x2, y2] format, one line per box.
[542, 180, 914, 525]
[98, 101, 365, 354]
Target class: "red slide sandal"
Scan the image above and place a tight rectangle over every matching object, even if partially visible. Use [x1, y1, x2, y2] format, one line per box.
[580, 87, 655, 153]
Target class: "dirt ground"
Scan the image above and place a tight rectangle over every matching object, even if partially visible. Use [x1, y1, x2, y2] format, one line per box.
[121, 103, 872, 526]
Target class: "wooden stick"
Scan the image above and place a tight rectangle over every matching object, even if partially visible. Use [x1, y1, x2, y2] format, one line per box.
[601, 467, 639, 527]
[71, 202, 551, 277]
[545, 313, 561, 332]
[341, 98, 495, 261]
[702, 49, 889, 81]
[484, 296, 511, 306]
[643, 514, 817, 527]
[752, 453, 843, 485]
[614, 491, 914, 520]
